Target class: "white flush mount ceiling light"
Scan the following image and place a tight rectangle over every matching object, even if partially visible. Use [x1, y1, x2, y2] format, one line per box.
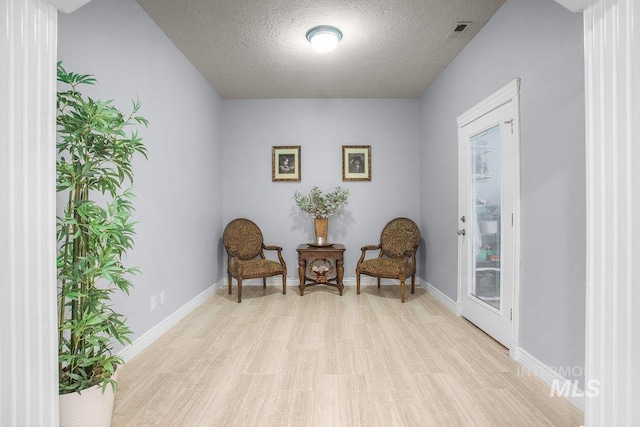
[306, 25, 343, 53]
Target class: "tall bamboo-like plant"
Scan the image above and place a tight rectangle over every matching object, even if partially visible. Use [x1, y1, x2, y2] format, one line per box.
[56, 63, 148, 394]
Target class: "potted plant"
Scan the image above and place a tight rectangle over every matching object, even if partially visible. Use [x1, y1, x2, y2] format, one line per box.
[56, 63, 148, 426]
[293, 186, 349, 243]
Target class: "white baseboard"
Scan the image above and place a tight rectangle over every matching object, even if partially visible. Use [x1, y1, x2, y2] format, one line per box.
[118, 275, 432, 363]
[513, 347, 585, 411]
[418, 278, 459, 314]
[118, 280, 224, 363]
[417, 279, 583, 412]
[118, 276, 301, 362]
[118, 276, 582, 415]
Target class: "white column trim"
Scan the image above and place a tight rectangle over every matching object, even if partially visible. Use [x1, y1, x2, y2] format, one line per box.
[583, 0, 640, 425]
[1, 0, 92, 425]
[1, 1, 59, 425]
[554, 0, 596, 13]
[48, 0, 91, 14]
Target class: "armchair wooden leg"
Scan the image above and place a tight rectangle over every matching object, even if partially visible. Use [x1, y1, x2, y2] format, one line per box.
[411, 275, 416, 294]
[400, 280, 406, 303]
[377, 278, 381, 289]
[356, 274, 361, 294]
[228, 275, 232, 294]
[263, 278, 267, 289]
[282, 275, 286, 294]
[238, 279, 242, 303]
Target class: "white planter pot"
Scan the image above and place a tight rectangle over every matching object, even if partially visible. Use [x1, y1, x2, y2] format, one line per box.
[59, 372, 117, 427]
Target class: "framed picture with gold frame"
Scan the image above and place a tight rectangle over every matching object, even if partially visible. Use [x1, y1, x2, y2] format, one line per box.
[342, 145, 371, 181]
[272, 146, 301, 181]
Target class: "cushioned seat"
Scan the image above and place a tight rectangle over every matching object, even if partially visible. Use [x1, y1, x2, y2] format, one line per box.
[223, 218, 287, 303]
[356, 217, 421, 303]
[227, 258, 285, 278]
[358, 258, 415, 278]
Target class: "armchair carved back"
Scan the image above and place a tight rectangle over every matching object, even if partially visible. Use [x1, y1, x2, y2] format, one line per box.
[223, 218, 264, 261]
[379, 217, 421, 259]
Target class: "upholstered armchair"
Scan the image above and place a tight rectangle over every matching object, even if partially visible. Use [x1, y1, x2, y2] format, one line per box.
[356, 217, 421, 303]
[222, 218, 287, 303]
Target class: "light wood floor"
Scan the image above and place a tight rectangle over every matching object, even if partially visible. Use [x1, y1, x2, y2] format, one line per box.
[112, 284, 584, 426]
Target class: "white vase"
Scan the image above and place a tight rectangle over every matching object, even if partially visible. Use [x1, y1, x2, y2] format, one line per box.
[59, 371, 117, 427]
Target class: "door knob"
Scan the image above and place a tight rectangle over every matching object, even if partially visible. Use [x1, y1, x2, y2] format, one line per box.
[457, 229, 466, 236]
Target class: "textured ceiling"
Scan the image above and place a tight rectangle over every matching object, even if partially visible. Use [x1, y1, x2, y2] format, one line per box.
[135, 0, 505, 99]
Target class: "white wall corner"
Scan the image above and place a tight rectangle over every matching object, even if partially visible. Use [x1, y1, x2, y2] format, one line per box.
[554, 0, 595, 13]
[48, 0, 92, 13]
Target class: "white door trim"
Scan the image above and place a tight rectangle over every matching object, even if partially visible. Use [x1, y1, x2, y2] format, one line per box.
[456, 78, 521, 355]
[457, 79, 520, 129]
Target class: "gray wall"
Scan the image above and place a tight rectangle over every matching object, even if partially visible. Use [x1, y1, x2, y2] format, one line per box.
[58, 0, 224, 345]
[222, 99, 421, 278]
[419, 0, 585, 383]
[58, 0, 586, 387]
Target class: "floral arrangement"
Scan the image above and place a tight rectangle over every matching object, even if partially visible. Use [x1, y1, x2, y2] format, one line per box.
[293, 186, 350, 219]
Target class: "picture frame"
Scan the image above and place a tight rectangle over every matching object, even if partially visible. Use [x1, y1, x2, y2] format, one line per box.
[342, 145, 371, 181]
[272, 146, 301, 181]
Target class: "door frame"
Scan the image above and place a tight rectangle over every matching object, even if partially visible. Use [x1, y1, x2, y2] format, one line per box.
[456, 78, 521, 357]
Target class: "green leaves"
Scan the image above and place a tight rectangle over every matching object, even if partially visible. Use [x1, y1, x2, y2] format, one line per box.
[293, 186, 350, 219]
[57, 61, 97, 87]
[56, 63, 149, 199]
[57, 63, 147, 394]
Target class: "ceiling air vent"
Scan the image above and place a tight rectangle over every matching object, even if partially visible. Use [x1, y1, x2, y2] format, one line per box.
[447, 21, 472, 39]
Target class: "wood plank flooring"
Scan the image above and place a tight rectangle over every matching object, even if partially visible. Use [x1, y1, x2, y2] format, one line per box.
[112, 284, 584, 426]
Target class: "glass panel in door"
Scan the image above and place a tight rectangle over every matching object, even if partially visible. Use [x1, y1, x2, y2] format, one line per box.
[470, 124, 501, 309]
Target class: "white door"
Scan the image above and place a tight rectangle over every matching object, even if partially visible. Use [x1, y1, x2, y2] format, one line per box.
[457, 80, 520, 349]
